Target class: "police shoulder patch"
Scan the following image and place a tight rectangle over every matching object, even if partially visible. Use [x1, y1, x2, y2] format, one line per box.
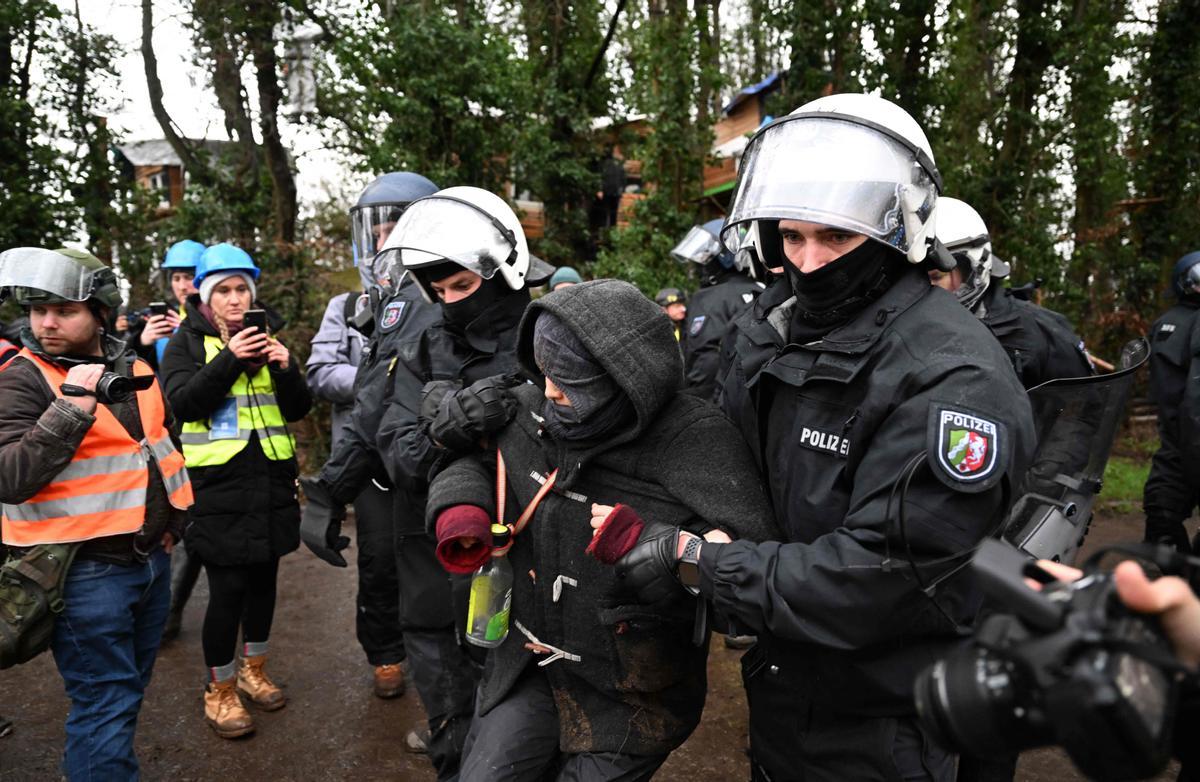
[925, 404, 1006, 493]
[689, 315, 706, 337]
[379, 301, 407, 332]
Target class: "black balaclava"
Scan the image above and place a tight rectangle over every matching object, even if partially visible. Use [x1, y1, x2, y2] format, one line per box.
[414, 261, 506, 336]
[786, 239, 907, 341]
[532, 311, 634, 443]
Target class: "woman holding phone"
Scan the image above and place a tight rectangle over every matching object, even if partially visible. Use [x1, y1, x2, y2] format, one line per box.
[161, 243, 311, 739]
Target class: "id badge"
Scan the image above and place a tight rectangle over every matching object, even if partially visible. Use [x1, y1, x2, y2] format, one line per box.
[209, 397, 240, 440]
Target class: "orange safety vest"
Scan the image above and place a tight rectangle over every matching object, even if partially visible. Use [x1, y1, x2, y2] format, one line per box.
[1, 348, 194, 546]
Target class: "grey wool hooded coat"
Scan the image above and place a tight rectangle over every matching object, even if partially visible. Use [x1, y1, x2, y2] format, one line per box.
[426, 279, 778, 756]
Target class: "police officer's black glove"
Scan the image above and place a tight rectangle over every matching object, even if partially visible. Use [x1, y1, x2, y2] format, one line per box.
[299, 476, 350, 567]
[428, 376, 519, 452]
[1146, 516, 1192, 554]
[614, 521, 695, 604]
[420, 380, 462, 425]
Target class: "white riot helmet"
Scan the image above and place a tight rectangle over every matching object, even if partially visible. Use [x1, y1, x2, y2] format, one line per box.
[720, 93, 945, 268]
[372, 186, 552, 301]
[935, 197, 1010, 310]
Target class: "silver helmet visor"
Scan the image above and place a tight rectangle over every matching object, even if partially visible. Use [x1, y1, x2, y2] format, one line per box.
[671, 225, 722, 265]
[721, 116, 937, 254]
[351, 203, 406, 271]
[378, 195, 517, 282]
[0, 248, 99, 302]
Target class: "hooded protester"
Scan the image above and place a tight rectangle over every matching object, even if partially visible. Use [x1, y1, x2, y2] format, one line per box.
[369, 186, 554, 780]
[160, 244, 312, 740]
[425, 280, 777, 780]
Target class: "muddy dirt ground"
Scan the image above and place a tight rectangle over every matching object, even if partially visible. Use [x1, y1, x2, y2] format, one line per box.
[0, 508, 1188, 781]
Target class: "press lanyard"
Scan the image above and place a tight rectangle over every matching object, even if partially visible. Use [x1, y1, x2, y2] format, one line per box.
[492, 447, 557, 557]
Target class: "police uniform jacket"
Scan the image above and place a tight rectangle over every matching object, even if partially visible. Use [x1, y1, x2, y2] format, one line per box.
[1144, 300, 1200, 527]
[709, 269, 1037, 716]
[426, 280, 778, 755]
[683, 272, 764, 401]
[161, 296, 311, 565]
[318, 283, 439, 506]
[375, 289, 528, 534]
[977, 281, 1093, 388]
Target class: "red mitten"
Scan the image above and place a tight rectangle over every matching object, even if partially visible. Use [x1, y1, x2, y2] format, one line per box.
[586, 504, 646, 565]
[435, 505, 493, 574]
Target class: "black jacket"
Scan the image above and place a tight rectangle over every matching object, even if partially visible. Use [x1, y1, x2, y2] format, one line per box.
[708, 269, 1036, 716]
[375, 289, 529, 533]
[977, 282, 1094, 388]
[319, 282, 440, 507]
[682, 272, 765, 401]
[1144, 301, 1200, 527]
[161, 296, 312, 565]
[427, 280, 778, 754]
[0, 332, 185, 564]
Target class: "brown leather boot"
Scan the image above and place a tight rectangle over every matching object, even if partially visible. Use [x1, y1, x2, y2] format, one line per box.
[204, 679, 255, 739]
[237, 655, 287, 711]
[373, 663, 406, 699]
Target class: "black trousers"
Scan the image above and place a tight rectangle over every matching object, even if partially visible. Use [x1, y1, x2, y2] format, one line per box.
[743, 646, 955, 782]
[353, 482, 405, 666]
[459, 665, 668, 782]
[395, 529, 479, 782]
[201, 559, 279, 668]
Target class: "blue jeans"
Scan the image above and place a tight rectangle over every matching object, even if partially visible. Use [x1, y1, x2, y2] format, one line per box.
[50, 548, 171, 781]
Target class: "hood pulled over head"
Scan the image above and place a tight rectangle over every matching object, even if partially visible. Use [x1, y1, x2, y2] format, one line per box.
[518, 280, 682, 440]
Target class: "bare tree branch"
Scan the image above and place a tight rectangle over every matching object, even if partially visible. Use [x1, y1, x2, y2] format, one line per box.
[141, 0, 216, 187]
[584, 0, 626, 90]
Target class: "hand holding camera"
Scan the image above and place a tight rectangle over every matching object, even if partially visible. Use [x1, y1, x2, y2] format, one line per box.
[915, 539, 1200, 782]
[60, 364, 103, 415]
[137, 303, 181, 345]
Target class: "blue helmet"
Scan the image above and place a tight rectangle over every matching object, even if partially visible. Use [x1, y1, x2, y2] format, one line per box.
[195, 243, 260, 287]
[163, 240, 205, 271]
[1172, 251, 1200, 298]
[352, 171, 440, 290]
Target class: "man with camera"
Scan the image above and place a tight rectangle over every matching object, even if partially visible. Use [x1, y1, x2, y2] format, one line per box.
[0, 247, 192, 779]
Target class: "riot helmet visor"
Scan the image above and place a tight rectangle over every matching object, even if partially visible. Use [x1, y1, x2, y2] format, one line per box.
[721, 116, 937, 256]
[671, 225, 722, 265]
[0, 248, 106, 303]
[374, 195, 518, 284]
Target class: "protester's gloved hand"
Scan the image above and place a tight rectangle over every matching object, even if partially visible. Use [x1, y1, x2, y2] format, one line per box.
[1145, 516, 1192, 554]
[428, 375, 520, 452]
[434, 504, 494, 574]
[591, 505, 695, 604]
[299, 475, 350, 567]
[420, 380, 462, 426]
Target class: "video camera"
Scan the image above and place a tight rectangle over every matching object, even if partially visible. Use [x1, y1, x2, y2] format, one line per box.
[914, 539, 1192, 782]
[62, 371, 155, 405]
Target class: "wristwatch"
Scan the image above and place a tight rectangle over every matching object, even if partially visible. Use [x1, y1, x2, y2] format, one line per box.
[677, 534, 703, 596]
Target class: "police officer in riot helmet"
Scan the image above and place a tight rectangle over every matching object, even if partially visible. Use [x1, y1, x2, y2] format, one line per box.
[366, 186, 553, 780]
[605, 94, 1036, 780]
[304, 171, 439, 702]
[672, 218, 766, 400]
[932, 197, 1094, 388]
[1143, 250, 1200, 555]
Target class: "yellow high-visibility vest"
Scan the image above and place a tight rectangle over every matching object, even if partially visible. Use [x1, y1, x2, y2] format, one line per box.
[179, 335, 295, 467]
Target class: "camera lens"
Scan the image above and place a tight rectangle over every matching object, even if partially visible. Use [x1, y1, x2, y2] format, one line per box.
[914, 646, 1048, 758]
[94, 372, 134, 404]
